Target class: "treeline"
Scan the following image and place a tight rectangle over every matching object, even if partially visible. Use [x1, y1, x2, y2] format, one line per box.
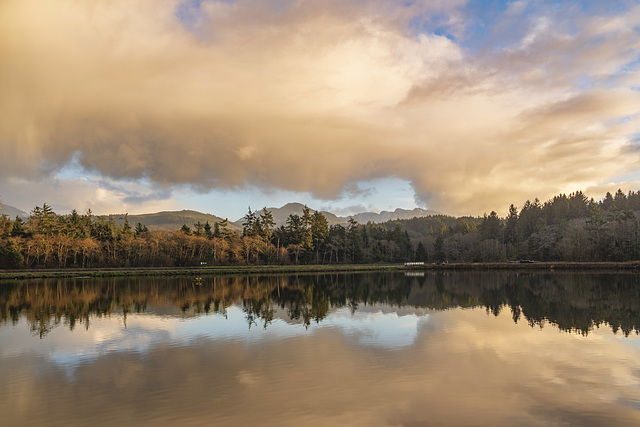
[0, 204, 413, 268]
[404, 189, 640, 263]
[0, 189, 639, 269]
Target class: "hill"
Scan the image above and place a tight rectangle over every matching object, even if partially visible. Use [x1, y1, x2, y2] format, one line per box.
[107, 210, 242, 232]
[232, 203, 346, 228]
[342, 207, 439, 224]
[0, 203, 29, 219]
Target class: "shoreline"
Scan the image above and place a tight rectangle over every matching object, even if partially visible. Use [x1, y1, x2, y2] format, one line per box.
[2, 261, 640, 279]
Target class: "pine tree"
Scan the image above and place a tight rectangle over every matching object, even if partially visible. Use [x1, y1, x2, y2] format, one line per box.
[259, 208, 275, 243]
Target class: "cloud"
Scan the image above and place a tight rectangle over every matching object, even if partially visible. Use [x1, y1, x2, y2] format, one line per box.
[338, 183, 376, 199]
[1, 0, 639, 216]
[0, 175, 178, 215]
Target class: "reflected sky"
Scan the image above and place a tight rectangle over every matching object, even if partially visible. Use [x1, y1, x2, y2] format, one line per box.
[0, 304, 430, 373]
[1, 303, 639, 426]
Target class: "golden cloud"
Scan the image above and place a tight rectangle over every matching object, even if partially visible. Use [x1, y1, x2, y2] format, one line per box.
[1, 0, 639, 215]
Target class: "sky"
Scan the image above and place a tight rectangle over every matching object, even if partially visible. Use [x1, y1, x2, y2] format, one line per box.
[1, 0, 640, 221]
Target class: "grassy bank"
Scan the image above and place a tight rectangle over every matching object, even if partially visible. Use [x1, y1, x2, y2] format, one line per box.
[2, 261, 640, 280]
[0, 264, 401, 280]
[423, 261, 640, 271]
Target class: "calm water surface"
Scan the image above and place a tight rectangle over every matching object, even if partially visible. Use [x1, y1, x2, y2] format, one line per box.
[1, 272, 640, 426]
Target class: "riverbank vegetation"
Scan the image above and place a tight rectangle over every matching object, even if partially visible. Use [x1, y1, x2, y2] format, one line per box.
[1, 189, 639, 269]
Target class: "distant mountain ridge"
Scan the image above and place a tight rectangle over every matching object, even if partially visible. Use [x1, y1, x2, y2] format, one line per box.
[343, 207, 439, 224]
[230, 204, 438, 228]
[0, 204, 29, 219]
[1, 201, 438, 230]
[232, 203, 345, 228]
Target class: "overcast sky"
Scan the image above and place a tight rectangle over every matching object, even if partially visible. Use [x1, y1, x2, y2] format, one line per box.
[1, 0, 639, 220]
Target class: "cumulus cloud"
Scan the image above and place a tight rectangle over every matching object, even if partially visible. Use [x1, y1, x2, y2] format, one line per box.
[1, 0, 639, 215]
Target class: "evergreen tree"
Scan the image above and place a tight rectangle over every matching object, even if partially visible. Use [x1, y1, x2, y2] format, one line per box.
[415, 241, 427, 262]
[30, 203, 57, 235]
[601, 192, 614, 211]
[243, 207, 262, 237]
[505, 204, 518, 245]
[134, 222, 148, 236]
[259, 208, 275, 242]
[122, 214, 133, 237]
[310, 211, 329, 263]
[10, 216, 25, 237]
[434, 235, 445, 263]
[218, 219, 230, 239]
[194, 221, 204, 237]
[480, 211, 503, 241]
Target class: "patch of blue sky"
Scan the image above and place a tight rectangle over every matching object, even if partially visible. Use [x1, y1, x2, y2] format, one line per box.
[454, 0, 633, 54]
[55, 151, 164, 187]
[176, 185, 320, 221]
[414, 0, 532, 54]
[605, 114, 640, 128]
[177, 176, 420, 221]
[572, 75, 597, 91]
[175, 0, 237, 32]
[592, 0, 632, 15]
[464, 1, 520, 36]
[622, 55, 640, 73]
[54, 152, 88, 180]
[175, 0, 206, 30]
[55, 157, 165, 201]
[350, 177, 418, 210]
[464, 0, 515, 22]
[626, 132, 640, 153]
[408, 12, 457, 41]
[607, 170, 640, 185]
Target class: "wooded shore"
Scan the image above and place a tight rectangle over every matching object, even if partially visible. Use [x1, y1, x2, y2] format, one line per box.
[2, 261, 640, 280]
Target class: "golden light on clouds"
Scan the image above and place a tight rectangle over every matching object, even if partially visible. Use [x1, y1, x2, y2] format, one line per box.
[1, 0, 639, 214]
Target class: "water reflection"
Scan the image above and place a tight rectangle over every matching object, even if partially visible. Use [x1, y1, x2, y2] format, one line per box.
[1, 272, 640, 426]
[2, 272, 640, 337]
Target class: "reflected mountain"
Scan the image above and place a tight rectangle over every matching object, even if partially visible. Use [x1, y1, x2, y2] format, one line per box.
[2, 272, 639, 337]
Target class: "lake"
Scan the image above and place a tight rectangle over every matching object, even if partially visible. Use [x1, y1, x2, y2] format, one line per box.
[1, 272, 639, 426]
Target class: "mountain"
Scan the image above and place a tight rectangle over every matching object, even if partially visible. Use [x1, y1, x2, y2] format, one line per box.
[107, 210, 242, 232]
[232, 203, 346, 228]
[0, 204, 29, 219]
[1, 201, 437, 231]
[343, 207, 439, 224]
[113, 204, 437, 232]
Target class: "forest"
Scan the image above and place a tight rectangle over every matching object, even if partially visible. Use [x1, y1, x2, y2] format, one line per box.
[0, 189, 639, 269]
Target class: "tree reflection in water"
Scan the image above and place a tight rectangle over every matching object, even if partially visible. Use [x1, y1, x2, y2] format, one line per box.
[1, 271, 639, 337]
